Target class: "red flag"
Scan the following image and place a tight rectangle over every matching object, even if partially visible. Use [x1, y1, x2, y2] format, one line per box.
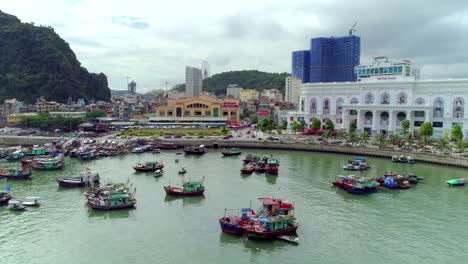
[251, 210, 256, 215]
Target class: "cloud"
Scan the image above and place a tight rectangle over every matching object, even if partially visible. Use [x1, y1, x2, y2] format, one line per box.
[3, 0, 468, 92]
[111, 16, 150, 29]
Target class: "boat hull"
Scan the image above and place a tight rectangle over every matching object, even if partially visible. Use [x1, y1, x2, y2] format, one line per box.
[184, 151, 206, 155]
[133, 166, 163, 172]
[164, 186, 205, 196]
[344, 184, 377, 194]
[246, 224, 299, 240]
[0, 173, 32, 180]
[0, 194, 12, 205]
[88, 200, 136, 210]
[222, 152, 241, 156]
[219, 218, 247, 235]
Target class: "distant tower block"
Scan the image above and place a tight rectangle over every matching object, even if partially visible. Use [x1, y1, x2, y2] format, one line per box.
[201, 61, 210, 80]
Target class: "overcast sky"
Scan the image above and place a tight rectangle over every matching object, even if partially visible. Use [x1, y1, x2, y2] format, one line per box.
[2, 0, 468, 92]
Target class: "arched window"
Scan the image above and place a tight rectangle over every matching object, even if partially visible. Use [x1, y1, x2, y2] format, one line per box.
[433, 97, 444, 118]
[380, 112, 389, 125]
[336, 98, 344, 115]
[415, 97, 425, 105]
[453, 97, 464, 118]
[350, 97, 359, 104]
[309, 98, 317, 114]
[364, 111, 373, 125]
[381, 92, 390, 104]
[323, 98, 330, 114]
[365, 93, 374, 104]
[397, 92, 407, 104]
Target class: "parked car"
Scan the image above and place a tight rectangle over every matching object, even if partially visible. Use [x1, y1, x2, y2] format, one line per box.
[174, 135, 182, 138]
[197, 135, 205, 138]
[164, 135, 172, 139]
[223, 136, 230, 140]
[266, 136, 280, 141]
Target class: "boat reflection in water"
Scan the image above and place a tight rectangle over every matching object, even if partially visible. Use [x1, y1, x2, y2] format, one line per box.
[265, 175, 277, 185]
[163, 195, 205, 207]
[87, 208, 132, 219]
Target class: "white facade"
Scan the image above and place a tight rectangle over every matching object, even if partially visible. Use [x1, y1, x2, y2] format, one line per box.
[185, 66, 203, 97]
[289, 58, 468, 138]
[285, 76, 302, 107]
[226, 84, 243, 99]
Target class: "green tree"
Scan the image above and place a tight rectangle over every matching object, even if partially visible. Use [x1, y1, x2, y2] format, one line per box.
[435, 137, 450, 154]
[402, 120, 410, 136]
[281, 120, 288, 130]
[86, 109, 106, 119]
[337, 130, 348, 141]
[360, 131, 370, 145]
[299, 120, 306, 131]
[374, 133, 387, 147]
[405, 133, 414, 148]
[455, 139, 468, 153]
[324, 120, 334, 140]
[311, 118, 321, 130]
[349, 120, 357, 134]
[388, 133, 400, 148]
[348, 132, 358, 145]
[251, 116, 258, 124]
[291, 121, 299, 134]
[420, 122, 434, 146]
[451, 124, 463, 142]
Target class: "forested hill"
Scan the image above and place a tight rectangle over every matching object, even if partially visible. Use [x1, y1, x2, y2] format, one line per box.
[173, 70, 290, 95]
[0, 10, 111, 103]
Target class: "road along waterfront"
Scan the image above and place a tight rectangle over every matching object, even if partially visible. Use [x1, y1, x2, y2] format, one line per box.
[1, 149, 467, 264]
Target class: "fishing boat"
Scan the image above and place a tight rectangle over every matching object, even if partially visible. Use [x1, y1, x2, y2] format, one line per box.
[8, 200, 26, 210]
[24, 147, 48, 156]
[332, 175, 379, 194]
[391, 155, 415, 164]
[243, 154, 260, 164]
[254, 161, 266, 173]
[447, 178, 465, 186]
[87, 192, 136, 210]
[219, 208, 253, 235]
[265, 158, 279, 175]
[22, 197, 40, 207]
[5, 149, 24, 161]
[240, 163, 256, 174]
[344, 157, 370, 170]
[133, 161, 164, 172]
[56, 168, 100, 187]
[77, 148, 97, 160]
[184, 145, 207, 155]
[222, 148, 242, 156]
[178, 168, 187, 175]
[164, 178, 205, 196]
[31, 154, 64, 170]
[131, 147, 146, 154]
[0, 166, 32, 180]
[154, 169, 164, 177]
[245, 198, 299, 240]
[84, 182, 130, 199]
[0, 183, 12, 205]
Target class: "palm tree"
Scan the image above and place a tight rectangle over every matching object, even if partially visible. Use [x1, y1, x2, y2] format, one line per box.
[360, 131, 370, 145]
[348, 131, 358, 145]
[374, 133, 386, 147]
[455, 139, 468, 153]
[388, 133, 400, 149]
[405, 133, 414, 149]
[337, 130, 348, 141]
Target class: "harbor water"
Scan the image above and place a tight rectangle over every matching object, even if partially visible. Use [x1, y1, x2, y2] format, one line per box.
[1, 150, 468, 264]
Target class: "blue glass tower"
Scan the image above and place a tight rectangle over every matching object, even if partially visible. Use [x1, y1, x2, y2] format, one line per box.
[291, 50, 310, 83]
[292, 35, 360, 83]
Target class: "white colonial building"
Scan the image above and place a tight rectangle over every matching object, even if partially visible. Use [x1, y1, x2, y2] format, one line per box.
[288, 57, 468, 138]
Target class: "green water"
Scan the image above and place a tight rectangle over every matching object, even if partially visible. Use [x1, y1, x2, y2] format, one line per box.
[1, 150, 468, 264]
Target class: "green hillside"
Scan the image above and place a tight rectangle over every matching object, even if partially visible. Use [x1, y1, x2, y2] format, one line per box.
[0, 10, 110, 103]
[174, 70, 290, 95]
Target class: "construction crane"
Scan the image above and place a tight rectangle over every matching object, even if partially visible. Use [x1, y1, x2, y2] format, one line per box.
[349, 21, 357, 35]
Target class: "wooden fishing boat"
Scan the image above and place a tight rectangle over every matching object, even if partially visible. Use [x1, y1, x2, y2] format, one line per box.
[222, 148, 242, 156]
[0, 166, 32, 180]
[240, 163, 256, 174]
[178, 168, 187, 175]
[0, 190, 12, 205]
[133, 161, 164, 172]
[22, 197, 40, 207]
[254, 161, 266, 173]
[164, 179, 205, 196]
[87, 193, 136, 210]
[31, 154, 64, 170]
[131, 147, 146, 154]
[77, 148, 97, 160]
[245, 198, 299, 240]
[184, 145, 207, 155]
[243, 154, 260, 164]
[56, 169, 100, 187]
[447, 178, 465, 186]
[332, 175, 379, 194]
[5, 149, 24, 161]
[8, 200, 26, 210]
[265, 158, 279, 175]
[219, 208, 253, 235]
[376, 172, 416, 189]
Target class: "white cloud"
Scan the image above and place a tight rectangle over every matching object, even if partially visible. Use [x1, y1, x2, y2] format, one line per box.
[2, 0, 468, 92]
